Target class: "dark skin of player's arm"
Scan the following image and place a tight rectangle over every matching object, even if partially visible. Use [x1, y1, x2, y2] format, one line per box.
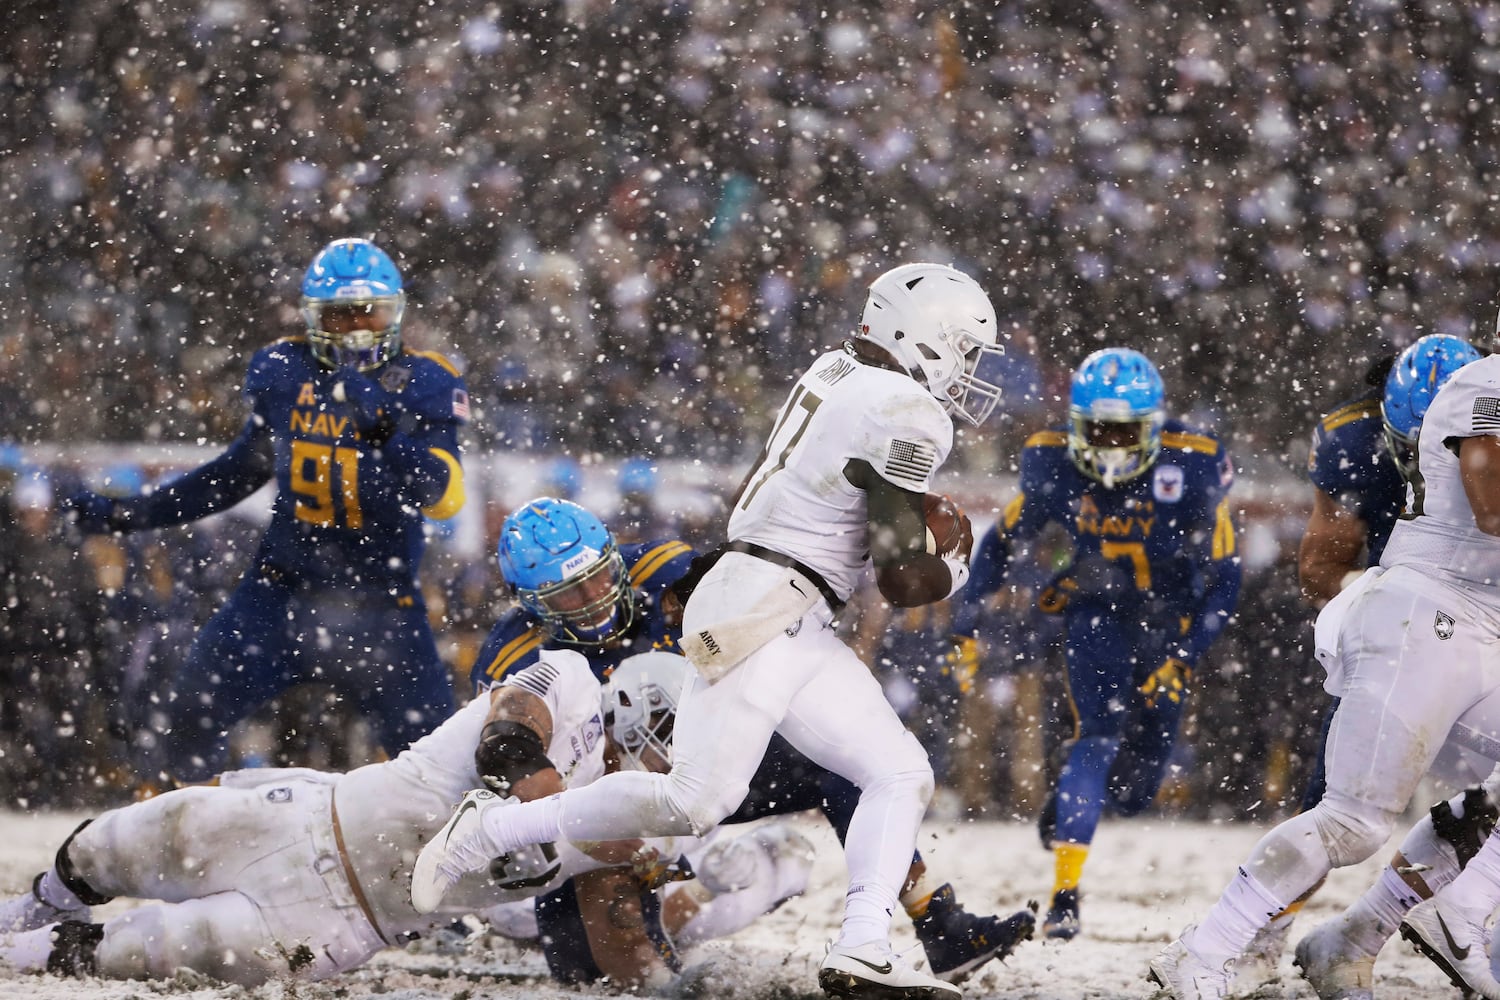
[483, 689, 678, 983]
[574, 865, 671, 988]
[1298, 490, 1370, 608]
[1461, 434, 1500, 536]
[848, 460, 970, 607]
[482, 687, 642, 865]
[482, 687, 674, 987]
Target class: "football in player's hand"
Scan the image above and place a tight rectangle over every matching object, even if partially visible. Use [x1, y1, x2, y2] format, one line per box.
[923, 493, 972, 559]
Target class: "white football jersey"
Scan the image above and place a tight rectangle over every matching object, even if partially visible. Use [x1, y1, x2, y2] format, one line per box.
[728, 347, 953, 600]
[1381, 354, 1500, 597]
[333, 648, 610, 934]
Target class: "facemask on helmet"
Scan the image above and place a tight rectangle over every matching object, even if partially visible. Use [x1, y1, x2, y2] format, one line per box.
[857, 263, 1006, 426]
[1382, 334, 1482, 482]
[300, 238, 406, 372]
[497, 497, 636, 646]
[1067, 347, 1166, 487]
[606, 651, 689, 772]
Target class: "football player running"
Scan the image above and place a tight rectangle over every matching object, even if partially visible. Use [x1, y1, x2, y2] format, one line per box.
[956, 347, 1242, 941]
[60, 238, 468, 783]
[1150, 335, 1500, 999]
[0, 649, 708, 987]
[1246, 336, 1490, 996]
[414, 262, 1013, 999]
[468, 497, 1034, 987]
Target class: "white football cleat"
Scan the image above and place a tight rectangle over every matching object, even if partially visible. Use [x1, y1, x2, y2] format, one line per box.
[1400, 896, 1500, 1000]
[1293, 917, 1374, 1000]
[818, 939, 960, 999]
[1146, 933, 1233, 1000]
[411, 789, 508, 914]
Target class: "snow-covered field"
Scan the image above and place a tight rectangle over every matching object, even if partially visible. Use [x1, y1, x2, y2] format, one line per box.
[0, 808, 1462, 999]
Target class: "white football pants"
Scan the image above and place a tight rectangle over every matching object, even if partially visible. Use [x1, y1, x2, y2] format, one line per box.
[1252, 565, 1500, 903]
[554, 556, 933, 943]
[70, 780, 384, 985]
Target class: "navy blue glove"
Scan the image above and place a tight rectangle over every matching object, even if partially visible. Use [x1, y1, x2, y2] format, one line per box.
[59, 489, 120, 534]
[334, 367, 395, 444]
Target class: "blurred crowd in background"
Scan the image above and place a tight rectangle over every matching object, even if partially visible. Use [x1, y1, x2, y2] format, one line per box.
[1, 0, 1486, 817]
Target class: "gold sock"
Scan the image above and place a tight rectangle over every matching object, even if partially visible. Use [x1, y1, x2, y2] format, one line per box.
[901, 873, 937, 919]
[1052, 843, 1089, 896]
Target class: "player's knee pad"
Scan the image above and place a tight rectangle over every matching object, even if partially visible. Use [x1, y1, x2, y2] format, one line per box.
[73, 790, 218, 897]
[1311, 795, 1402, 868]
[858, 761, 936, 811]
[54, 820, 114, 906]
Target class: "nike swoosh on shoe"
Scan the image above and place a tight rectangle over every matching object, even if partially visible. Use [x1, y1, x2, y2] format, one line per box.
[1437, 911, 1471, 961]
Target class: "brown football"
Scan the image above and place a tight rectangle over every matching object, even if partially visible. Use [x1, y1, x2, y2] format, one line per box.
[923, 493, 970, 557]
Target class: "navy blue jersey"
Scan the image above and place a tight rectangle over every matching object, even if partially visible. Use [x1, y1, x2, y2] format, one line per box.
[114, 338, 467, 590]
[965, 419, 1241, 665]
[1305, 391, 1405, 563]
[471, 540, 696, 691]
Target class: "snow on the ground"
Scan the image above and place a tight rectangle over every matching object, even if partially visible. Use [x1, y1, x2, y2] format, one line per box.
[0, 807, 1462, 999]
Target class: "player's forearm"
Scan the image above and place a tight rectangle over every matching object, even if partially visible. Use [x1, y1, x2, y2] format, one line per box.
[1298, 553, 1357, 606]
[382, 432, 464, 516]
[1181, 558, 1243, 662]
[114, 430, 272, 530]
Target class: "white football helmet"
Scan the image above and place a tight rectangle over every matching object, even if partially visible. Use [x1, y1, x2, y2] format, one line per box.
[858, 263, 1005, 426]
[606, 651, 690, 771]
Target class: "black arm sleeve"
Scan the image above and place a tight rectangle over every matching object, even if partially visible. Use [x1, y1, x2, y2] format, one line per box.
[475, 719, 554, 794]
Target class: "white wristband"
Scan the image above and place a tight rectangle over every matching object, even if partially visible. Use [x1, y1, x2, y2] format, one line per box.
[942, 557, 970, 599]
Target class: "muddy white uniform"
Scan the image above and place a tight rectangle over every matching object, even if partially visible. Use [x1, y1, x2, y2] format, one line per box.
[55, 650, 683, 985]
[1322, 353, 1500, 818]
[542, 347, 946, 946]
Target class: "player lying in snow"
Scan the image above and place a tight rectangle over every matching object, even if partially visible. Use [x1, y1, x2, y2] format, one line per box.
[0, 650, 807, 989]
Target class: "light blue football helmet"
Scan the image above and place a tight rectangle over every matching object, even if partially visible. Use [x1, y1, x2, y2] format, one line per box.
[497, 497, 635, 646]
[1382, 334, 1481, 482]
[300, 238, 406, 371]
[1067, 348, 1166, 487]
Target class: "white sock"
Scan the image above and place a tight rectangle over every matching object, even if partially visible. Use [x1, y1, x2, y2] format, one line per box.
[1189, 867, 1288, 966]
[481, 795, 565, 854]
[839, 881, 900, 950]
[0, 924, 61, 972]
[1342, 865, 1424, 958]
[35, 869, 87, 912]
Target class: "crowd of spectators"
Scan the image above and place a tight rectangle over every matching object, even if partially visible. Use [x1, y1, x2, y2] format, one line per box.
[6, 1, 1500, 474]
[0, 1, 1488, 813]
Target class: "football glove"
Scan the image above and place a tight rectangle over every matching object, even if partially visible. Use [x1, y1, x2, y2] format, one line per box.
[947, 635, 981, 695]
[1139, 657, 1192, 709]
[58, 489, 120, 534]
[334, 366, 395, 444]
[629, 845, 695, 890]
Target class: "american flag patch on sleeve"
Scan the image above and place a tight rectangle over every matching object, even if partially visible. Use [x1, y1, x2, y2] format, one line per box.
[452, 388, 471, 422]
[884, 438, 937, 488]
[1473, 396, 1500, 432]
[505, 660, 558, 699]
